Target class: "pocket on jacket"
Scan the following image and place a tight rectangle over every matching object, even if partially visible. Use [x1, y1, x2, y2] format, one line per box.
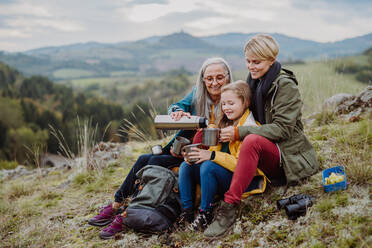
[283, 149, 319, 181]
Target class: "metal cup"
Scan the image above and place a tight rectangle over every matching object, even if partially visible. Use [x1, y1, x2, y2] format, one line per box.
[183, 143, 202, 163]
[202, 128, 220, 146]
[151, 145, 163, 155]
[172, 136, 191, 155]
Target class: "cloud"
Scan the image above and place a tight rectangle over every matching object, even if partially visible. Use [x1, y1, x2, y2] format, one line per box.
[0, 28, 30, 38]
[0, 0, 371, 51]
[122, 0, 199, 22]
[186, 17, 233, 29]
[0, 1, 51, 17]
[198, 0, 280, 21]
[128, 0, 169, 4]
[6, 17, 84, 32]
[0, 41, 20, 50]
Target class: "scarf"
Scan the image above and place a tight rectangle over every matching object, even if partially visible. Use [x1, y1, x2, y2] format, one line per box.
[246, 61, 281, 124]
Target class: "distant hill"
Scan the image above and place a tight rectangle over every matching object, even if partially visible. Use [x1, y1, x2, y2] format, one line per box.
[0, 31, 371, 80]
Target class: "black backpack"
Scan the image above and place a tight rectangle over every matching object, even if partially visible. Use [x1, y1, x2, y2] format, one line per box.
[122, 165, 182, 233]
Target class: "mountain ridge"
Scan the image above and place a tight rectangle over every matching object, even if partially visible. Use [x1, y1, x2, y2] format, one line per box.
[0, 31, 371, 79]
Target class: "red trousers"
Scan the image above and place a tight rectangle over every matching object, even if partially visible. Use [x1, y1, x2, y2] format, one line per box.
[224, 134, 283, 204]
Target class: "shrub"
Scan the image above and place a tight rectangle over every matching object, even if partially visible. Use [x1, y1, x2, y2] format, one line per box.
[73, 172, 95, 185]
[314, 111, 336, 126]
[356, 69, 372, 84]
[0, 160, 18, 170]
[334, 61, 361, 74]
[4, 183, 33, 200]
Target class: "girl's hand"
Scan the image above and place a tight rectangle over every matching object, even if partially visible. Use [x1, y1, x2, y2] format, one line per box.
[170, 111, 191, 121]
[220, 126, 235, 142]
[170, 146, 183, 158]
[187, 147, 212, 164]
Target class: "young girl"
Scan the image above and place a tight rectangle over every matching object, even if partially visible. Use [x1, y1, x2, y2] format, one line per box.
[178, 80, 260, 231]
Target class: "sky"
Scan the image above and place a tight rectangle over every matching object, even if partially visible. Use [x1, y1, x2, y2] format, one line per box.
[0, 0, 371, 52]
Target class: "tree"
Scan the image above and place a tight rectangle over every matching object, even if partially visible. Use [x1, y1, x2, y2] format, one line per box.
[7, 127, 48, 163]
[20, 76, 54, 99]
[0, 97, 24, 128]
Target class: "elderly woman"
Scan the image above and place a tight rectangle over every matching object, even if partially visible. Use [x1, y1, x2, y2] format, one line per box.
[89, 57, 233, 239]
[204, 34, 319, 238]
[169, 57, 232, 124]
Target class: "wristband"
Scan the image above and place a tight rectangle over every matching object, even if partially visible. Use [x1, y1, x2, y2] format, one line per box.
[234, 126, 240, 141]
[210, 151, 216, 160]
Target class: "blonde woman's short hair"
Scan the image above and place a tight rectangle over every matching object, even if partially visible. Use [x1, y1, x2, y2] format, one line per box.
[244, 34, 279, 61]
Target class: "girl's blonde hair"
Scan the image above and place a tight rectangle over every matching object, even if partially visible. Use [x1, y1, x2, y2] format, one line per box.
[244, 34, 279, 61]
[217, 80, 252, 128]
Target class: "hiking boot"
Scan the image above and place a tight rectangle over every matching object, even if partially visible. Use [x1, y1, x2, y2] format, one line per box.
[88, 203, 122, 227]
[99, 214, 127, 240]
[177, 208, 195, 229]
[188, 210, 213, 231]
[204, 201, 240, 238]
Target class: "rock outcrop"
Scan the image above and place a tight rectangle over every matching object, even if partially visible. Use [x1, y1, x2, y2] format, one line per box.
[0, 141, 128, 180]
[323, 86, 372, 122]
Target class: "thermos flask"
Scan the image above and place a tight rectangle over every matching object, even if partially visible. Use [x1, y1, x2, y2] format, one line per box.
[154, 115, 208, 130]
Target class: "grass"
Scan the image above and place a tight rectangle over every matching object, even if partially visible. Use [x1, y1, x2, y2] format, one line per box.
[53, 68, 95, 79]
[0, 59, 371, 247]
[59, 75, 164, 91]
[308, 118, 372, 185]
[0, 160, 18, 170]
[234, 60, 367, 116]
[1, 117, 370, 247]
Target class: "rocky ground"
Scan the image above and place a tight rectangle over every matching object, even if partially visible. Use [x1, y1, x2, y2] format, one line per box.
[0, 87, 371, 248]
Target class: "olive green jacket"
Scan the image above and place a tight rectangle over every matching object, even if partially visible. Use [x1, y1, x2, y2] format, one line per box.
[238, 69, 319, 184]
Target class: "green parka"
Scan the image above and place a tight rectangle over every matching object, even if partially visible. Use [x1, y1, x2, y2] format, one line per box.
[238, 69, 319, 184]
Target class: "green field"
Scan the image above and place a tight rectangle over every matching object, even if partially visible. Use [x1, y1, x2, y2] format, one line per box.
[53, 68, 95, 79]
[58, 58, 368, 117]
[234, 60, 367, 116]
[287, 60, 366, 115]
[60, 75, 164, 89]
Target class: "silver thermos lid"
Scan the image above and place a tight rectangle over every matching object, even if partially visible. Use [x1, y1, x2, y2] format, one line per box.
[154, 115, 208, 130]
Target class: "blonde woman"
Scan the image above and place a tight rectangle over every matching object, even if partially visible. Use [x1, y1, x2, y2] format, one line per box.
[204, 34, 319, 238]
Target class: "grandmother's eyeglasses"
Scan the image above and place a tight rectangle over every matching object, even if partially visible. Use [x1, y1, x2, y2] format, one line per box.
[203, 74, 227, 85]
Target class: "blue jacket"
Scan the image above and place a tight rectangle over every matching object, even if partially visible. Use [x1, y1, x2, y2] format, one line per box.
[163, 86, 197, 153]
[167, 86, 197, 115]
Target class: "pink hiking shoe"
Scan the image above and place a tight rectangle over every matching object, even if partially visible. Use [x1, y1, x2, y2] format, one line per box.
[88, 203, 122, 227]
[99, 214, 127, 240]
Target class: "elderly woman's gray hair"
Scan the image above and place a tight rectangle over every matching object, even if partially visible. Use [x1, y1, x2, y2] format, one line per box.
[193, 57, 233, 121]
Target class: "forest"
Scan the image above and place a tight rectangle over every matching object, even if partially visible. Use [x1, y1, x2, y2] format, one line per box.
[0, 61, 191, 168]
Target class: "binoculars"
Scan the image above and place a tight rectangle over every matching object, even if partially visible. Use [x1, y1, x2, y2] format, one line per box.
[277, 194, 314, 220]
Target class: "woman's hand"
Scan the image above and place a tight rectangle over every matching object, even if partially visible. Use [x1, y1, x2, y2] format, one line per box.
[186, 147, 212, 164]
[170, 111, 191, 121]
[220, 126, 235, 142]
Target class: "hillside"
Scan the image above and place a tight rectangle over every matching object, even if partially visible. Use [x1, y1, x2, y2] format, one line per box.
[0, 48, 371, 247]
[0, 32, 371, 80]
[63, 56, 369, 118]
[0, 86, 371, 247]
[0, 62, 126, 167]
